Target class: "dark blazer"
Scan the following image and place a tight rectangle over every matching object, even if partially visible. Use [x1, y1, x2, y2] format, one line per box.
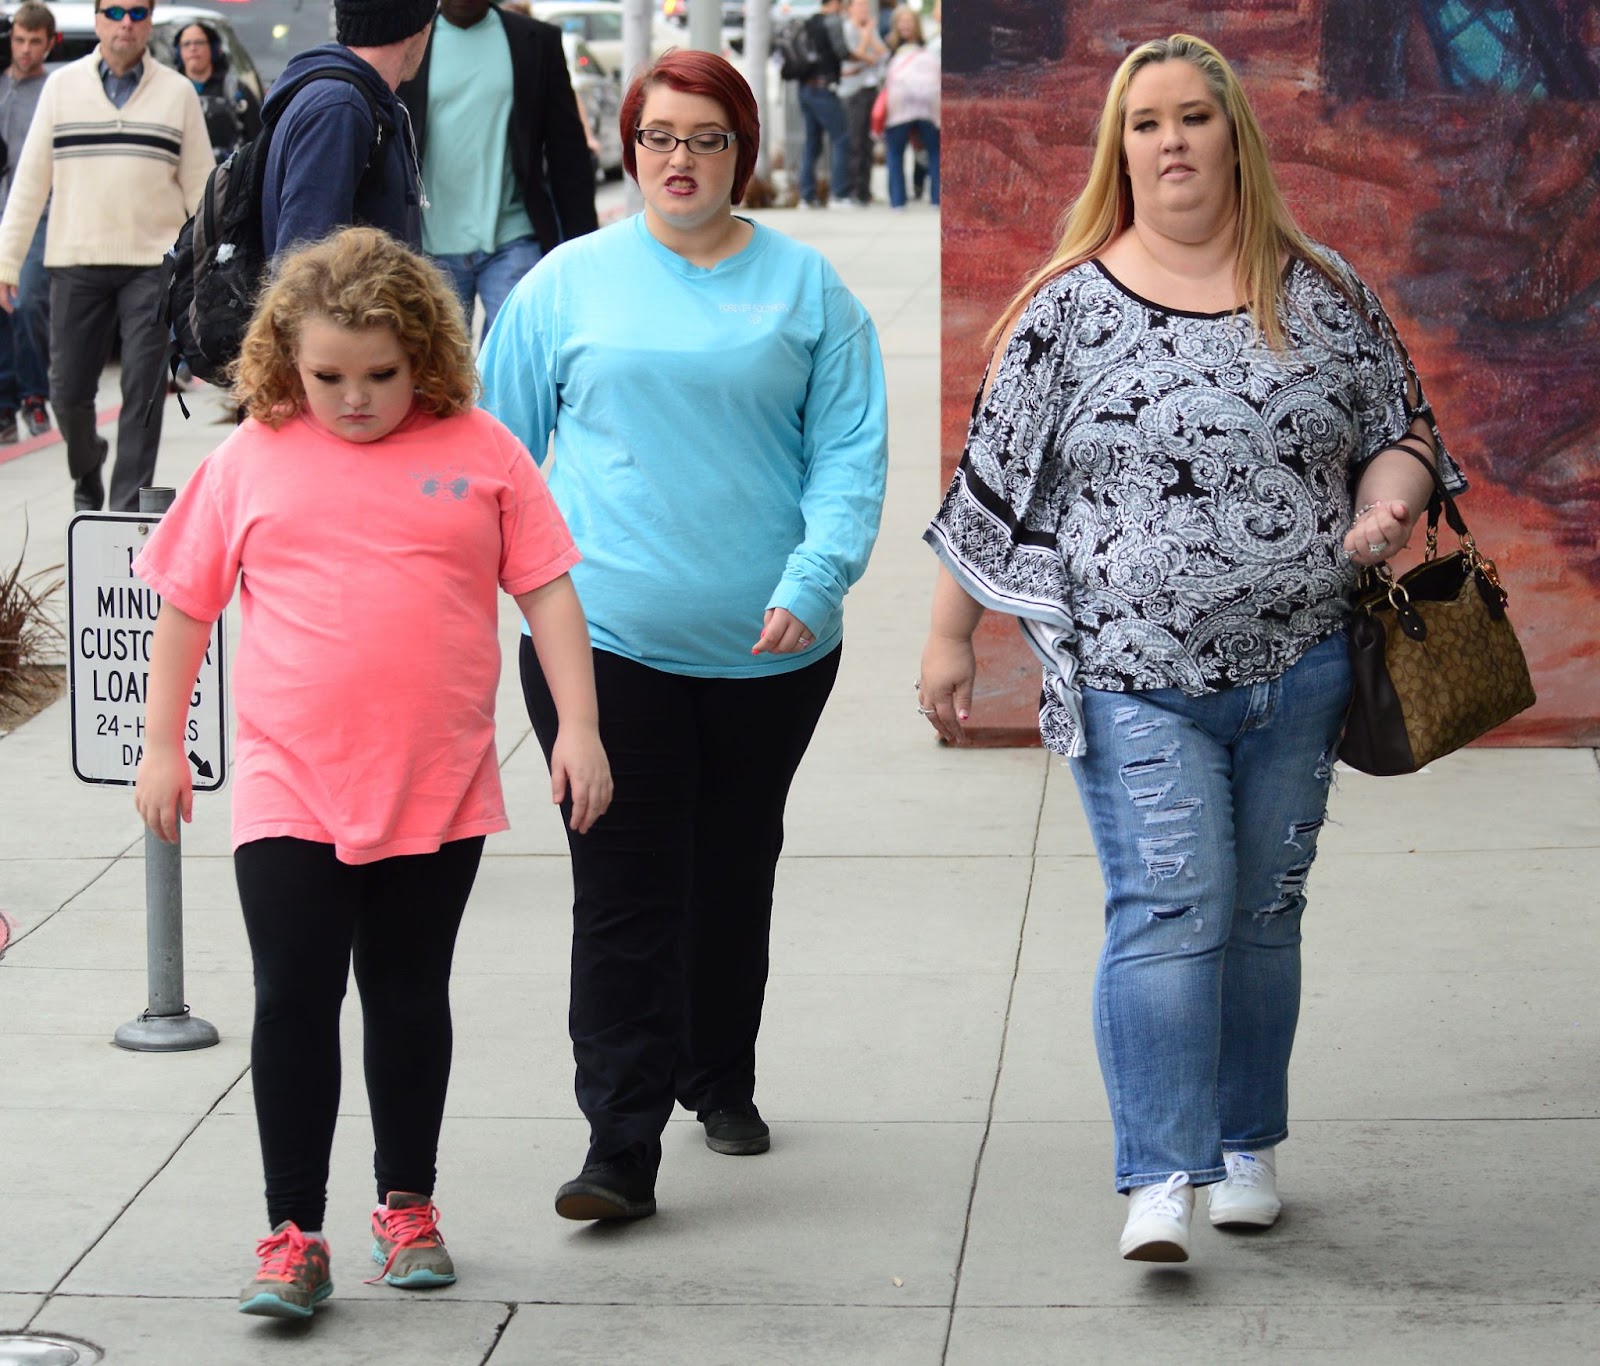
[398, 4, 598, 253]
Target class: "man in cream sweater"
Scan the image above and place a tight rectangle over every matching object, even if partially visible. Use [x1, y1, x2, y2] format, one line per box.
[0, 2, 210, 511]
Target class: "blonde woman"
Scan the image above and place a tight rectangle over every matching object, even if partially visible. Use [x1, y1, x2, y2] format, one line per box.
[920, 36, 1464, 1261]
[882, 5, 938, 208]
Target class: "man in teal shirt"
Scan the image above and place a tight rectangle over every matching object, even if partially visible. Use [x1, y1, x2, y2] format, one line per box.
[398, 0, 596, 340]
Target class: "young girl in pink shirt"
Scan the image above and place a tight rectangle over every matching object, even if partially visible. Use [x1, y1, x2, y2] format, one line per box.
[133, 227, 611, 1320]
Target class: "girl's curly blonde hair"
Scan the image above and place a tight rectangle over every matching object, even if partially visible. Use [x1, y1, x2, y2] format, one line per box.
[233, 227, 477, 425]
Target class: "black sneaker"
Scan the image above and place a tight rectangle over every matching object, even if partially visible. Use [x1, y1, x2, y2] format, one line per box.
[701, 1106, 770, 1156]
[21, 396, 50, 436]
[0, 409, 16, 444]
[554, 1159, 656, 1221]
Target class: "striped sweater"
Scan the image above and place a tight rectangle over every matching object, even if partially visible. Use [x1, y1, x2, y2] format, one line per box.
[0, 52, 211, 276]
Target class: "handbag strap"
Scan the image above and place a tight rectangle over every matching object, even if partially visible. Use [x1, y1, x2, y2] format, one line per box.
[1373, 439, 1470, 543]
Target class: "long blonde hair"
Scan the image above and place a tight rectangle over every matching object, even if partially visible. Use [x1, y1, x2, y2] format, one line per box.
[987, 34, 1344, 354]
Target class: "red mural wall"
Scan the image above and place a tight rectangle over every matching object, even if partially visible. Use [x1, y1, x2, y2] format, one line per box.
[941, 0, 1600, 746]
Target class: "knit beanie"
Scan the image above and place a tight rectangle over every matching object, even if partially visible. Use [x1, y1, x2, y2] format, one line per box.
[336, 0, 436, 47]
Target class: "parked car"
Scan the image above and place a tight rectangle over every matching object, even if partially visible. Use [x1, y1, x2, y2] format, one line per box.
[563, 31, 622, 182]
[662, 0, 745, 31]
[0, 3, 265, 101]
[531, 2, 676, 84]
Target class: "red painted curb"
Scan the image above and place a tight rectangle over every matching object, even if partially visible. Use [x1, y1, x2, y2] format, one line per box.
[0, 404, 123, 469]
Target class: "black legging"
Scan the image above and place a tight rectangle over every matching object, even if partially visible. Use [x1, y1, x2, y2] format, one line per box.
[521, 640, 840, 1174]
[234, 836, 484, 1231]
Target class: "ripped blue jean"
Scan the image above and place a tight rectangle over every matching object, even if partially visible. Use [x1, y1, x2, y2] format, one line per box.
[1069, 631, 1351, 1192]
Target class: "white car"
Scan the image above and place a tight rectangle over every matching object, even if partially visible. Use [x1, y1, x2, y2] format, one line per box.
[531, 2, 678, 85]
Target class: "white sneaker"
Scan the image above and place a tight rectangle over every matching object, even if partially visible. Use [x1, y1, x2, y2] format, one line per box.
[1119, 1172, 1193, 1261]
[1207, 1149, 1281, 1228]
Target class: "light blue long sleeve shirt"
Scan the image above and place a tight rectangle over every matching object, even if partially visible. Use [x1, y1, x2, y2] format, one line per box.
[479, 214, 888, 677]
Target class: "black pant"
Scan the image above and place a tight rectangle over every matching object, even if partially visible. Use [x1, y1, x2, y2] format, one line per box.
[234, 836, 484, 1230]
[521, 641, 841, 1172]
[842, 84, 879, 202]
[48, 264, 168, 511]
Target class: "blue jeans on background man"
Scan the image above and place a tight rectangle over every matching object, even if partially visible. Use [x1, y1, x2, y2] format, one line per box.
[432, 234, 544, 346]
[1068, 631, 1352, 1193]
[884, 120, 940, 208]
[797, 82, 849, 206]
[0, 215, 51, 412]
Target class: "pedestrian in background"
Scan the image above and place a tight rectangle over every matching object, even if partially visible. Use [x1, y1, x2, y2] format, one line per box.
[795, 0, 852, 209]
[881, 5, 939, 211]
[261, 0, 435, 258]
[838, 0, 887, 208]
[398, 0, 596, 344]
[0, 0, 210, 511]
[172, 19, 261, 163]
[133, 227, 610, 1319]
[481, 49, 888, 1223]
[0, 1, 55, 445]
[918, 34, 1461, 1263]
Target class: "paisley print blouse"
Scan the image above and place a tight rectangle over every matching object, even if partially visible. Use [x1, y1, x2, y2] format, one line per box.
[925, 249, 1463, 757]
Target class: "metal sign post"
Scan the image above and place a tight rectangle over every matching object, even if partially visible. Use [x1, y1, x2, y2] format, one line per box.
[67, 488, 222, 1052]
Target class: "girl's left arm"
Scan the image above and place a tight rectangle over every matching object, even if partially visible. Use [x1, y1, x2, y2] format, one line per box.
[515, 575, 612, 834]
[760, 287, 889, 651]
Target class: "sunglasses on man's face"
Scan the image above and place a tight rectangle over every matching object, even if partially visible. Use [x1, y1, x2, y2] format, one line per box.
[98, 6, 153, 21]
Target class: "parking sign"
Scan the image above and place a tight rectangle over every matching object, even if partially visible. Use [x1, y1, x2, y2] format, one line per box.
[67, 513, 227, 790]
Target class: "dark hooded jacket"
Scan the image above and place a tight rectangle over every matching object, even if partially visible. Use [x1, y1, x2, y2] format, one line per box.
[261, 44, 421, 257]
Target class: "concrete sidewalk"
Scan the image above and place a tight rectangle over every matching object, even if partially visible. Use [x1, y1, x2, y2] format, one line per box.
[3, 201, 1598, 1365]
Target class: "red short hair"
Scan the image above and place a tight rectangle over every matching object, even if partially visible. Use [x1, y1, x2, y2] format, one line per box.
[620, 49, 761, 203]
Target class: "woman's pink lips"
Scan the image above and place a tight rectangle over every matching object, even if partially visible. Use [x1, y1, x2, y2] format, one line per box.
[666, 176, 698, 195]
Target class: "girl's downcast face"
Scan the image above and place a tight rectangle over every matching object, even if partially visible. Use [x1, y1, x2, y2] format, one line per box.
[294, 318, 416, 444]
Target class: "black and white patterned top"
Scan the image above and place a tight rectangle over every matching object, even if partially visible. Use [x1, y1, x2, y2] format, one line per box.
[925, 249, 1463, 756]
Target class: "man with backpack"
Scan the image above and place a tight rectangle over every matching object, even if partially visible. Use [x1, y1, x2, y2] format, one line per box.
[784, 0, 853, 210]
[166, 0, 437, 390]
[262, 0, 436, 258]
[0, 1, 211, 512]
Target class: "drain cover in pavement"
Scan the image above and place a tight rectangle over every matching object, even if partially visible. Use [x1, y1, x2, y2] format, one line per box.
[0, 1336, 102, 1365]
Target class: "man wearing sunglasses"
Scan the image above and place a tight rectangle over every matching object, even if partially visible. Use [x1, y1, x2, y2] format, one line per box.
[0, 1, 211, 510]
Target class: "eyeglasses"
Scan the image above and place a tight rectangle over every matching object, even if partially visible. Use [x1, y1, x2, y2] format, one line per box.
[634, 129, 737, 155]
[97, 6, 152, 21]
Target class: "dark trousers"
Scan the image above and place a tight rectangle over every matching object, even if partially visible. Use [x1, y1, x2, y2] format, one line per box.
[842, 84, 879, 203]
[234, 835, 484, 1231]
[520, 641, 841, 1172]
[48, 263, 168, 511]
[0, 216, 49, 406]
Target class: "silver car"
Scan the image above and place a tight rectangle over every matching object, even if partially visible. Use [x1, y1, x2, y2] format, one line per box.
[563, 32, 623, 182]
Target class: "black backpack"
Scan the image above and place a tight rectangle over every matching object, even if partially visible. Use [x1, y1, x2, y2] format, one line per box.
[775, 16, 826, 82]
[167, 67, 387, 386]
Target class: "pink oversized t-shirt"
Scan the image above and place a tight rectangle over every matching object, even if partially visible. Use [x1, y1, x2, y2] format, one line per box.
[135, 406, 580, 864]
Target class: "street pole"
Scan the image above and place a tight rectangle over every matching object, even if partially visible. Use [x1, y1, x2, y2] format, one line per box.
[112, 487, 219, 1053]
[743, 0, 772, 183]
[687, 0, 720, 54]
[621, 0, 652, 215]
